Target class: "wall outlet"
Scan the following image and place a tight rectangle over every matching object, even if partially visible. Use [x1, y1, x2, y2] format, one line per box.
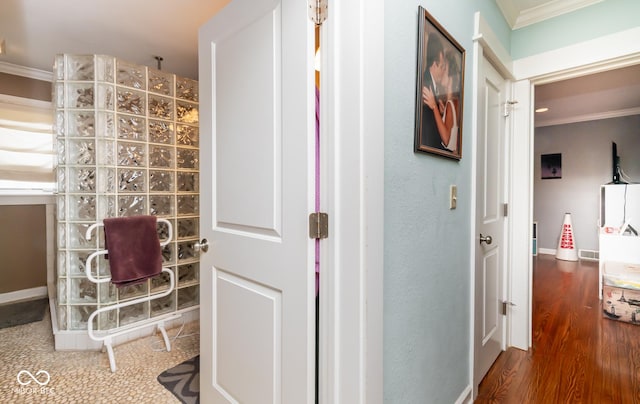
[450, 185, 457, 209]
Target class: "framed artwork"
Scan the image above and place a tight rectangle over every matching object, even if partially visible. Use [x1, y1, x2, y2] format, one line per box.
[414, 6, 465, 160]
[541, 153, 562, 179]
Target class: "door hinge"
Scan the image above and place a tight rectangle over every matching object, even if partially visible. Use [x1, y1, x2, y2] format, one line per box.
[501, 301, 515, 315]
[503, 100, 518, 117]
[309, 212, 329, 239]
[308, 0, 328, 25]
[503, 203, 508, 217]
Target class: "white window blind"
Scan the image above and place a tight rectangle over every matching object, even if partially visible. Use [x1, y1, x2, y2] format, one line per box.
[0, 98, 55, 192]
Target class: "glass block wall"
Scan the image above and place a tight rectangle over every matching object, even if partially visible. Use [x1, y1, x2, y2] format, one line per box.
[54, 54, 200, 331]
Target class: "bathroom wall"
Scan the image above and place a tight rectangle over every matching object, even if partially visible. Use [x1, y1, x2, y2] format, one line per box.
[0, 204, 47, 293]
[0, 72, 53, 299]
[0, 72, 51, 102]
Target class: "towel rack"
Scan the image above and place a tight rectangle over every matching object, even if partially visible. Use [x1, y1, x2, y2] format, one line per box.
[85, 217, 181, 372]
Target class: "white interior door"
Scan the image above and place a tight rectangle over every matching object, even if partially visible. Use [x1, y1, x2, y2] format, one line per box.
[198, 0, 315, 402]
[474, 55, 508, 389]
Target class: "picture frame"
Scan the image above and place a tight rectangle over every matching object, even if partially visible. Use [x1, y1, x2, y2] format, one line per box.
[414, 6, 466, 160]
[541, 153, 562, 179]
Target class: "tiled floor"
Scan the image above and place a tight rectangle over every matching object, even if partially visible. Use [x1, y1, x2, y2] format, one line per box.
[0, 307, 199, 403]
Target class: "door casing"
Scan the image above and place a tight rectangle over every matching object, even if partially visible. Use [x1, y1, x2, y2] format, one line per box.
[471, 13, 640, 395]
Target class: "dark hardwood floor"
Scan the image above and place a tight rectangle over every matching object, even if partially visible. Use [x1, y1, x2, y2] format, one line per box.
[476, 254, 640, 403]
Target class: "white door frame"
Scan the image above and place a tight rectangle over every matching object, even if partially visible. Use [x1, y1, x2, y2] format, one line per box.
[320, 0, 384, 403]
[509, 26, 640, 351]
[196, 0, 383, 400]
[472, 51, 511, 393]
[472, 19, 640, 369]
[470, 13, 517, 393]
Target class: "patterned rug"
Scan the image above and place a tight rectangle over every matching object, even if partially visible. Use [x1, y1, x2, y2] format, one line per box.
[157, 355, 200, 404]
[0, 297, 48, 330]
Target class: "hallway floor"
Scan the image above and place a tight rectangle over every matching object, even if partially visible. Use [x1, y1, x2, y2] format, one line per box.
[0, 307, 199, 403]
[476, 254, 640, 403]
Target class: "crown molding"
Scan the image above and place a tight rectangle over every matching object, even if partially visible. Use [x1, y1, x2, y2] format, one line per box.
[535, 106, 640, 127]
[497, 0, 604, 30]
[495, 0, 520, 29]
[0, 61, 52, 82]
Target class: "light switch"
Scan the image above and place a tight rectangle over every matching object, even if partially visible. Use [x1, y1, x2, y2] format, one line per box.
[450, 185, 457, 209]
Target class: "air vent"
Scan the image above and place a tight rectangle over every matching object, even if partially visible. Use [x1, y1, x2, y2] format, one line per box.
[578, 249, 599, 261]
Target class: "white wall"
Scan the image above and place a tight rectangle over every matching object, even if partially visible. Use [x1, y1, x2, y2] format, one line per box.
[534, 115, 640, 251]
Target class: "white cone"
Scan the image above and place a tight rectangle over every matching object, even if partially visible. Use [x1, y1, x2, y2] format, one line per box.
[556, 213, 578, 261]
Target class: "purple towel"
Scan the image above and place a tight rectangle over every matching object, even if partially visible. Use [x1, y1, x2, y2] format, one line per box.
[103, 215, 163, 287]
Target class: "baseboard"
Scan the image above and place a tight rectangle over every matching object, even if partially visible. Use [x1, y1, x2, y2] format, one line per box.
[537, 248, 599, 261]
[455, 385, 473, 404]
[0, 286, 47, 304]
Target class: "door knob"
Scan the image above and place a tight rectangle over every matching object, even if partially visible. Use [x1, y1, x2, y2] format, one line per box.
[479, 234, 493, 245]
[194, 238, 209, 253]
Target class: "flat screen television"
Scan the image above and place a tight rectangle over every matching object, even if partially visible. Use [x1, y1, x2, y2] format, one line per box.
[611, 141, 627, 184]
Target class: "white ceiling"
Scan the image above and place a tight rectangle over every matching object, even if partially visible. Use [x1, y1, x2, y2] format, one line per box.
[0, 0, 605, 79]
[0, 0, 229, 80]
[0, 0, 637, 128]
[534, 64, 640, 127]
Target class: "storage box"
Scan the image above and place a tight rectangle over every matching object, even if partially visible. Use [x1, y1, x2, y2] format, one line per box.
[602, 285, 640, 324]
[603, 261, 640, 291]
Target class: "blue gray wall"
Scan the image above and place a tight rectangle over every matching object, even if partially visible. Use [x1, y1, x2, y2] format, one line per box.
[384, 1, 509, 402]
[511, 0, 640, 59]
[384, 0, 640, 402]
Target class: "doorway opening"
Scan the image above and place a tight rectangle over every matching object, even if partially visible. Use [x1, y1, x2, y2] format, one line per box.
[532, 64, 640, 262]
[517, 55, 640, 355]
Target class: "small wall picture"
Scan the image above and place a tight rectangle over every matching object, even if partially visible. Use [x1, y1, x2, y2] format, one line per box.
[414, 6, 465, 160]
[541, 153, 562, 179]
